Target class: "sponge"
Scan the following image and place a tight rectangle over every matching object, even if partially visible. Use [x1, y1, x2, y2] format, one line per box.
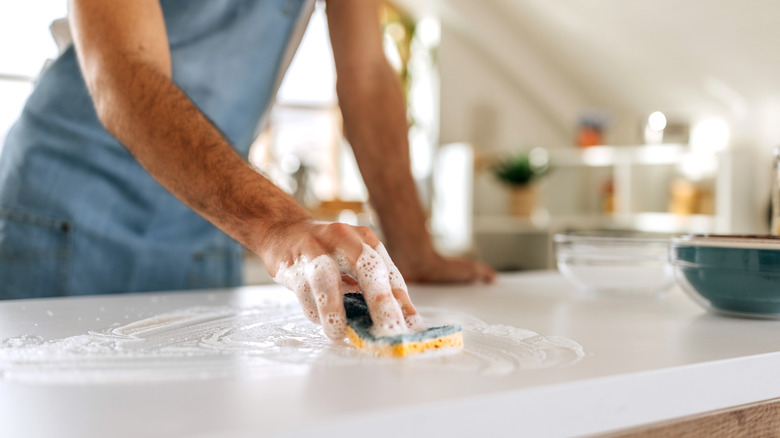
[343, 293, 463, 357]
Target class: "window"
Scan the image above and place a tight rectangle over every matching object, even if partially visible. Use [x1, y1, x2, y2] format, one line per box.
[250, 3, 440, 223]
[0, 2, 67, 149]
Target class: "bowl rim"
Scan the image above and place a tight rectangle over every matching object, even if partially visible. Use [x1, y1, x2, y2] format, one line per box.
[553, 231, 672, 245]
[672, 234, 780, 250]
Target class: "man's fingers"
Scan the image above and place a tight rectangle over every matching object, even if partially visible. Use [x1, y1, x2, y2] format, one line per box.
[352, 243, 406, 336]
[392, 287, 423, 331]
[340, 275, 362, 294]
[477, 261, 496, 283]
[305, 255, 347, 340]
[403, 257, 496, 284]
[296, 282, 320, 324]
[374, 243, 423, 330]
[456, 259, 496, 284]
[274, 257, 322, 324]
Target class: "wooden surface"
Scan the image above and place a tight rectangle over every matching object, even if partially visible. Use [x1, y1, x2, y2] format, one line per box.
[606, 398, 780, 437]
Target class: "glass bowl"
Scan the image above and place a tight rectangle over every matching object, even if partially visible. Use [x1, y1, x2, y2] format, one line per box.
[671, 235, 780, 318]
[554, 231, 675, 297]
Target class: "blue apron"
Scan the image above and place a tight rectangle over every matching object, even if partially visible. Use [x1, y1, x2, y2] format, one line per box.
[0, 0, 311, 299]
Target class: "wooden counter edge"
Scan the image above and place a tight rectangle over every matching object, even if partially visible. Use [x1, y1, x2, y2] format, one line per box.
[598, 397, 780, 438]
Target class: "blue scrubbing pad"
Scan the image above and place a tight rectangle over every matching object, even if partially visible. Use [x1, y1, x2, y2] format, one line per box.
[343, 293, 463, 357]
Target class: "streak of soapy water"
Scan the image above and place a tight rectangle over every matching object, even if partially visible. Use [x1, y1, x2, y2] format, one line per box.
[0, 304, 584, 384]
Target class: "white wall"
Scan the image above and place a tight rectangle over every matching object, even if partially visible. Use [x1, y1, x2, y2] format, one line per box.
[438, 26, 565, 216]
[405, 0, 779, 231]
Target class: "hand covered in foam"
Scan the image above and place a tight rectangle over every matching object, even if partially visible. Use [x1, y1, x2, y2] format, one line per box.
[262, 220, 423, 340]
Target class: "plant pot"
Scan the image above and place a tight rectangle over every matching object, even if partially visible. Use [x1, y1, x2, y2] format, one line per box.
[509, 185, 537, 217]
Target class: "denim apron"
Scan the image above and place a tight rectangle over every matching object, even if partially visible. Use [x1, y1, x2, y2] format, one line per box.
[0, 0, 314, 299]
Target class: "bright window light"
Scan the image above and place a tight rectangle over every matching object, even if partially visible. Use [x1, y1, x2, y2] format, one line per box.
[0, 2, 67, 151]
[647, 111, 667, 131]
[690, 118, 730, 154]
[276, 4, 336, 106]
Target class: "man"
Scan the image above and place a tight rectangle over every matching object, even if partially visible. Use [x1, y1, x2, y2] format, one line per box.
[0, 0, 493, 339]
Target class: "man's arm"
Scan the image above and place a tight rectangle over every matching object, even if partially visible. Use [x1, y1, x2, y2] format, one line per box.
[69, 0, 305, 251]
[68, 0, 419, 339]
[326, 0, 495, 283]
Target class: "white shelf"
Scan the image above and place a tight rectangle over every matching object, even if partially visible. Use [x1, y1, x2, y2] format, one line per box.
[474, 145, 751, 234]
[546, 144, 689, 167]
[474, 212, 719, 235]
[445, 144, 756, 270]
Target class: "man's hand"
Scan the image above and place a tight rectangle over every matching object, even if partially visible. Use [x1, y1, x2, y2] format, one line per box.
[395, 254, 496, 285]
[260, 219, 421, 340]
[327, 0, 496, 285]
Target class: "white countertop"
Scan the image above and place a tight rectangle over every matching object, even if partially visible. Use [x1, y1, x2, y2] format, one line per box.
[3, 271, 780, 438]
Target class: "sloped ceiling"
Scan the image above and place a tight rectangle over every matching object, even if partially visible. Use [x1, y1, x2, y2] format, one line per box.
[395, 0, 780, 130]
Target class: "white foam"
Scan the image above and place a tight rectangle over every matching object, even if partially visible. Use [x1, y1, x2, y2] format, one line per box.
[0, 302, 584, 384]
[273, 243, 411, 339]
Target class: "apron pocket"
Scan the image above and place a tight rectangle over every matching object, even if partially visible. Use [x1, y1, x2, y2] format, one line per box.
[0, 208, 71, 299]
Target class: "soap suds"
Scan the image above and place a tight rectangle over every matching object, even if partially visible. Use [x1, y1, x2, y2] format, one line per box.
[274, 243, 411, 339]
[0, 301, 584, 384]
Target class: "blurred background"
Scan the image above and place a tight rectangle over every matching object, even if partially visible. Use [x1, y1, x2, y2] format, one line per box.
[2, 0, 778, 281]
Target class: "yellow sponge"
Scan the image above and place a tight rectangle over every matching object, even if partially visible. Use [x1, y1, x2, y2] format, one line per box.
[343, 293, 463, 357]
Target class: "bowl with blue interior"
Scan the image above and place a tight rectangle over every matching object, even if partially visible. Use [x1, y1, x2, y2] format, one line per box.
[671, 235, 780, 318]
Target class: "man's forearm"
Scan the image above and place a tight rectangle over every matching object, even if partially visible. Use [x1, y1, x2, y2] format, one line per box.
[337, 63, 438, 266]
[92, 60, 310, 253]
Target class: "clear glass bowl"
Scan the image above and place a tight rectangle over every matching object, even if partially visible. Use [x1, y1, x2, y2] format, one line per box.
[671, 235, 780, 318]
[554, 231, 675, 297]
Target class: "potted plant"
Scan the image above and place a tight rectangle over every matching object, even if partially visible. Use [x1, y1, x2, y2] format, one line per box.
[491, 148, 550, 217]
